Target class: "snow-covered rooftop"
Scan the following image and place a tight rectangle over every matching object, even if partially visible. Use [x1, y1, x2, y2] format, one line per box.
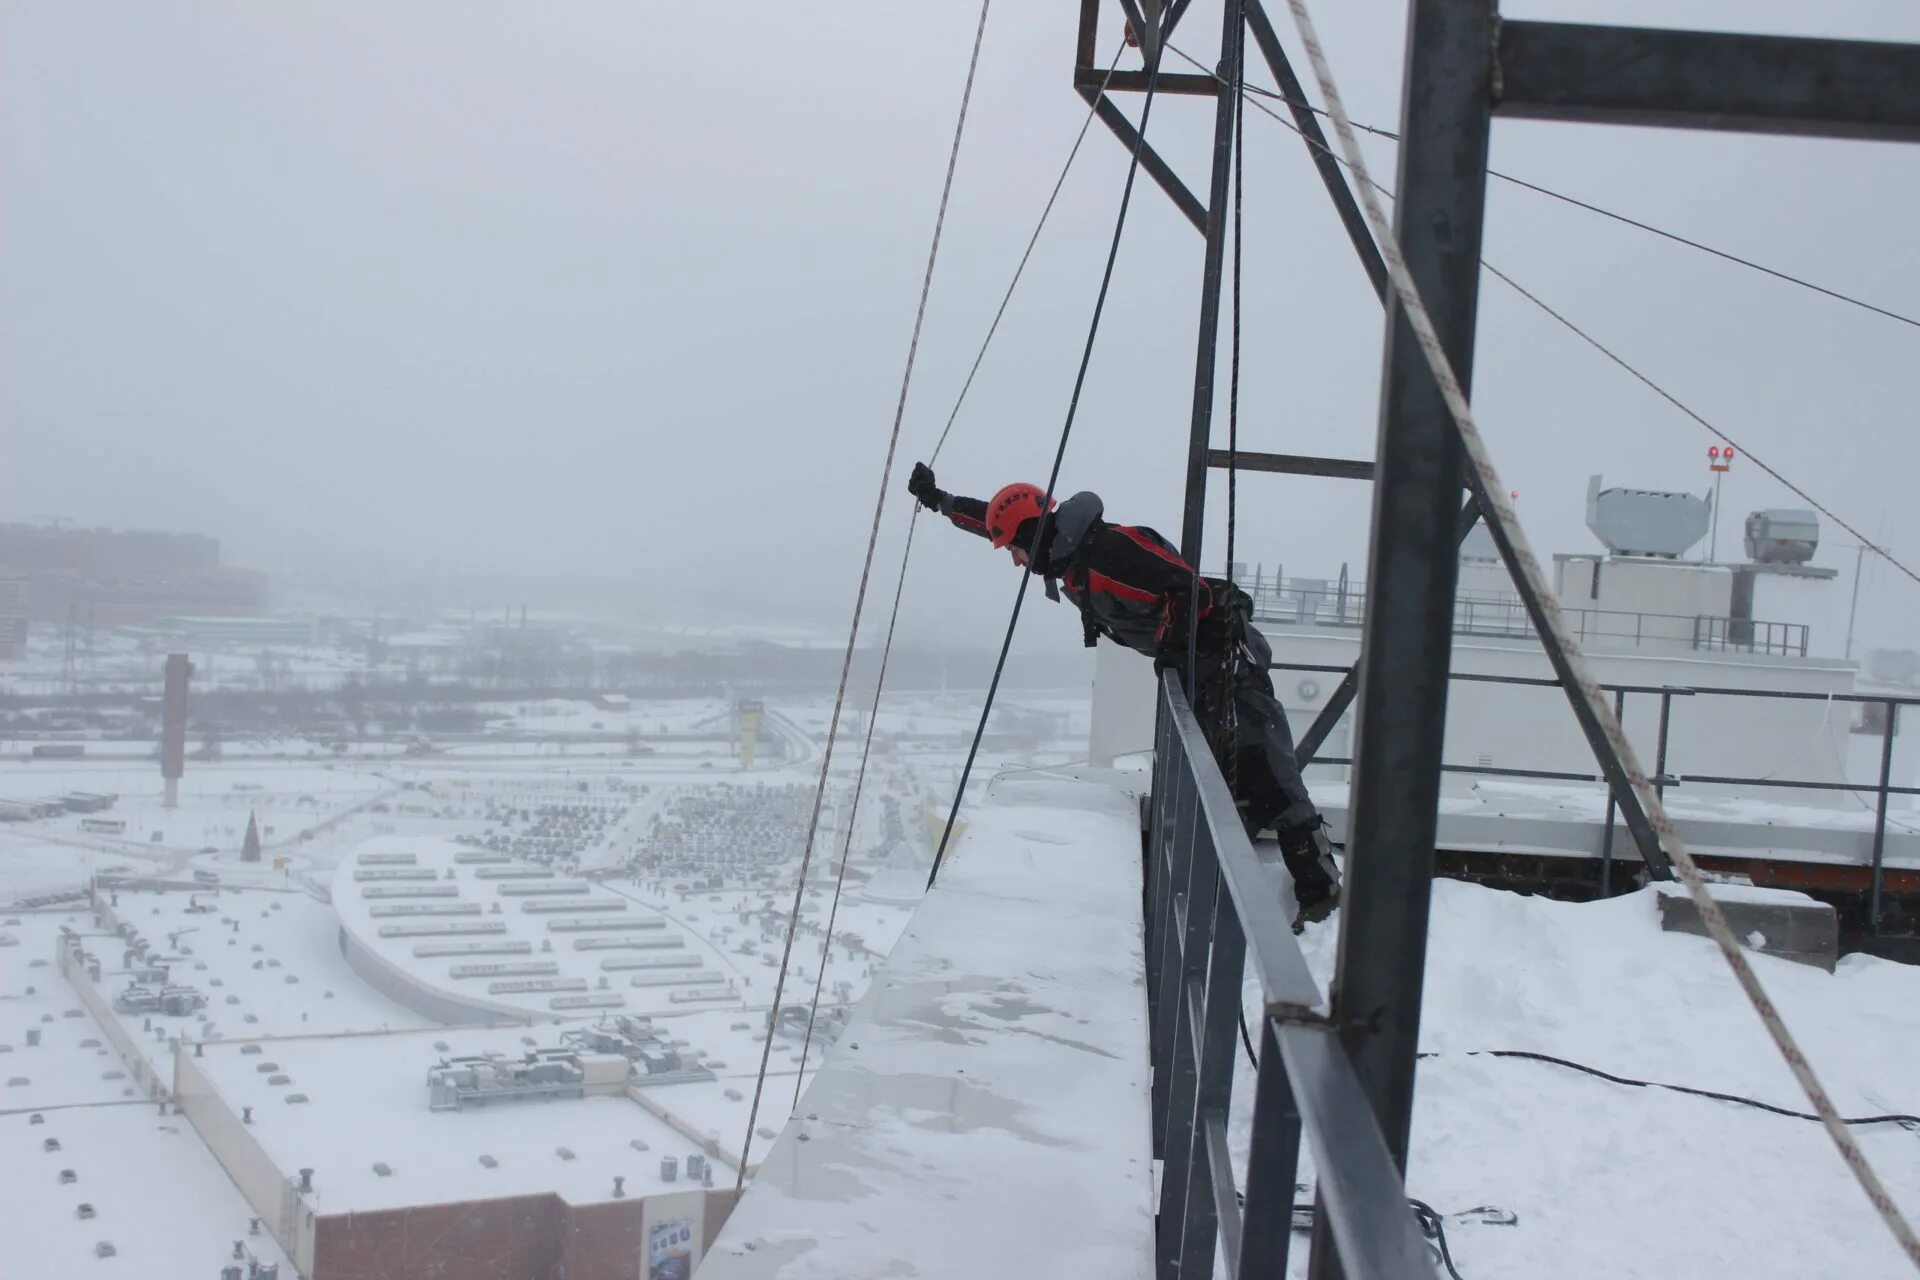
[0, 1104, 295, 1279]
[332, 836, 752, 1021]
[704, 773, 1156, 1280]
[187, 1016, 806, 1213]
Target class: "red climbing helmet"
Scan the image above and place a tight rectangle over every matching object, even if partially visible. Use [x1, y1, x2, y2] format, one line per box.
[986, 483, 1055, 550]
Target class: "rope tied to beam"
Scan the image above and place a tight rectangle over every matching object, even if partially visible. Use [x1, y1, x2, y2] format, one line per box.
[1278, 0, 1920, 1263]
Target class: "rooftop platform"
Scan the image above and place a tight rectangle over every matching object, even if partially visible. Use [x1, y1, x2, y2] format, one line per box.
[702, 773, 1154, 1280]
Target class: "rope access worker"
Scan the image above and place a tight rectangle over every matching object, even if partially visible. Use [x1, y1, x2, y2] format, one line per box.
[908, 463, 1341, 926]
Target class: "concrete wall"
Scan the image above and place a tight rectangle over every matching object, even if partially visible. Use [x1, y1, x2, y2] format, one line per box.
[1087, 643, 1158, 766]
[1091, 620, 1881, 809]
[313, 1194, 560, 1279]
[173, 1043, 316, 1274]
[304, 1188, 736, 1280]
[53, 921, 167, 1101]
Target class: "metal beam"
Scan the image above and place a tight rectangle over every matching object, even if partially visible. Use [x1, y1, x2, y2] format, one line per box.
[1075, 67, 1220, 96]
[1207, 447, 1373, 480]
[1177, 0, 1246, 567]
[1310, 1, 1492, 1275]
[1495, 20, 1920, 143]
[1243, 0, 1388, 300]
[1078, 87, 1208, 232]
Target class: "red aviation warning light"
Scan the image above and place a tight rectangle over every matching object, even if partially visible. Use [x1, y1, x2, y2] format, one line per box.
[1709, 445, 1734, 473]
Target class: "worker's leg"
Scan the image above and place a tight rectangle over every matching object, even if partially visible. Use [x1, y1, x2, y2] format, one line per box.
[1226, 626, 1339, 919]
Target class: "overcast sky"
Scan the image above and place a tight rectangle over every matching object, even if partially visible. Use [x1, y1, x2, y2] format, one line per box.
[4, 1, 1920, 661]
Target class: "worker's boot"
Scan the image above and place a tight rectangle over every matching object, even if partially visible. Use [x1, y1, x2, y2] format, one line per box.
[1276, 816, 1341, 932]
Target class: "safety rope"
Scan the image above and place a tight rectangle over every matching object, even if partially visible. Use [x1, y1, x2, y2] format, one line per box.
[733, 0, 993, 1190]
[1168, 39, 1920, 596]
[787, 44, 1129, 1104]
[927, 31, 1172, 889]
[1278, 0, 1920, 1262]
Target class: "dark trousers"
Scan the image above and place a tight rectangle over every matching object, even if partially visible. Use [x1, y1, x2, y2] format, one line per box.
[1187, 601, 1317, 836]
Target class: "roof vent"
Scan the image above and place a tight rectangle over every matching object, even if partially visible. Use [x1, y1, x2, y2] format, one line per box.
[479, 1154, 499, 1169]
[556, 1146, 576, 1162]
[76, 1203, 96, 1219]
[285, 1093, 310, 1104]
[1744, 508, 1820, 564]
[1584, 474, 1709, 558]
[372, 1162, 393, 1178]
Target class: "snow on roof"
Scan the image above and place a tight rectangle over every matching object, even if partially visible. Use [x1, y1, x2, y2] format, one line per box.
[703, 775, 1156, 1280]
[332, 837, 751, 1021]
[1265, 878, 1920, 1279]
[89, 885, 434, 1084]
[189, 1020, 801, 1213]
[0, 1105, 294, 1279]
[1, 911, 143, 1109]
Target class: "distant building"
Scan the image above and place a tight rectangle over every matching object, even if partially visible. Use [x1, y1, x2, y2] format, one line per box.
[0, 521, 267, 626]
[0, 575, 25, 657]
[152, 616, 314, 645]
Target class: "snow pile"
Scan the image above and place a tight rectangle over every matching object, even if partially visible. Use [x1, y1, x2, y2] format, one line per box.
[1242, 881, 1920, 1278]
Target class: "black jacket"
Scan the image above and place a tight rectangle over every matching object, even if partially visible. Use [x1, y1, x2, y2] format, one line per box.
[938, 490, 1213, 659]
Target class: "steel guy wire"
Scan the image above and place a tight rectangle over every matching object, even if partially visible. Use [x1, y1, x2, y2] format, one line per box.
[733, 0, 993, 1192]
[928, 32, 1174, 889]
[1169, 42, 1920, 332]
[787, 43, 1130, 1106]
[1279, 0, 1920, 1263]
[1168, 38, 1920, 594]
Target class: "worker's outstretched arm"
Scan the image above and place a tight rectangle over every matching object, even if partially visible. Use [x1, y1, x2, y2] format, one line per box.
[907, 463, 992, 542]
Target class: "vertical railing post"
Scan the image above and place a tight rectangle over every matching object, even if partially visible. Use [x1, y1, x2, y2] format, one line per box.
[1655, 690, 1674, 806]
[1150, 717, 1195, 1159]
[1176, 857, 1247, 1280]
[1238, 1016, 1303, 1276]
[1871, 700, 1897, 938]
[1600, 688, 1624, 897]
[1156, 776, 1224, 1277]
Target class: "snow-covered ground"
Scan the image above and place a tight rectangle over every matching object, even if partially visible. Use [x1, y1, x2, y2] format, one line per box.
[1241, 879, 1920, 1279]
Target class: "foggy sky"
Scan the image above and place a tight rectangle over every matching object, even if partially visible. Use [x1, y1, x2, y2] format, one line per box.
[4, 1, 1920, 664]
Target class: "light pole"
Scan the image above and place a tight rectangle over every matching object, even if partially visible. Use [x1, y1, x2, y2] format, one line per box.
[1846, 542, 1871, 661]
[1707, 445, 1733, 561]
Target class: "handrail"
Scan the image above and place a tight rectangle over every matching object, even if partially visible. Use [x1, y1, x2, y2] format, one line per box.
[1269, 659, 1915, 933]
[1147, 671, 1432, 1278]
[1222, 569, 1813, 657]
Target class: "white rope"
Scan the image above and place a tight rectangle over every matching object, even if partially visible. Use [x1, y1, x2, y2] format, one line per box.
[1278, 0, 1920, 1265]
[732, 0, 994, 1191]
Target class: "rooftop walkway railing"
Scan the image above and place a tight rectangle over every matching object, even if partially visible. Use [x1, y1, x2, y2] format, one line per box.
[1147, 671, 1431, 1279]
[1229, 571, 1811, 658]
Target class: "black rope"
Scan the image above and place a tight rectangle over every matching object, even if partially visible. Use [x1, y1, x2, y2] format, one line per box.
[1172, 44, 1920, 333]
[1174, 39, 1920, 597]
[1421, 1048, 1920, 1127]
[1408, 1198, 1471, 1280]
[925, 38, 1172, 890]
[787, 44, 1133, 1099]
[734, 0, 992, 1188]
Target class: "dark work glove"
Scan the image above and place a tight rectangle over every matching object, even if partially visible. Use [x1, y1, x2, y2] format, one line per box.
[907, 462, 945, 513]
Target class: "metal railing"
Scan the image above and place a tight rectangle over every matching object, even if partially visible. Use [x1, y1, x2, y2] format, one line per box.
[1147, 672, 1431, 1279]
[1274, 660, 1919, 933]
[1227, 571, 1811, 657]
